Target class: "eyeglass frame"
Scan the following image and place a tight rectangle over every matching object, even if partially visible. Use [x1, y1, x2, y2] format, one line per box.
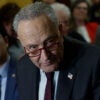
[24, 39, 60, 57]
[75, 6, 88, 11]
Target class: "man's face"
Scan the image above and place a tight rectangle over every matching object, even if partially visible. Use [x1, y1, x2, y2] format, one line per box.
[56, 11, 70, 35]
[18, 15, 64, 72]
[0, 34, 8, 65]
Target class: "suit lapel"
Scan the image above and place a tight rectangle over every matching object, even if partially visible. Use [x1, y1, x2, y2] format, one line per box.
[5, 58, 17, 100]
[56, 37, 84, 100]
[31, 66, 40, 100]
[56, 66, 77, 100]
[20, 56, 40, 100]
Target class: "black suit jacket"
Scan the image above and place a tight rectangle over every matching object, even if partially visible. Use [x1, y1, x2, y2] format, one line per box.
[67, 31, 86, 43]
[16, 37, 100, 100]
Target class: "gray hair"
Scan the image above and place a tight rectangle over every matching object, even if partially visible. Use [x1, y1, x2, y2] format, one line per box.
[51, 3, 71, 18]
[13, 2, 59, 33]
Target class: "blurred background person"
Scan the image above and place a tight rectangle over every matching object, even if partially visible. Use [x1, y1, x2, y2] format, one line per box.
[51, 3, 71, 36]
[70, 0, 98, 44]
[89, 0, 100, 24]
[0, 19, 19, 100]
[0, 3, 24, 60]
[51, 2, 86, 42]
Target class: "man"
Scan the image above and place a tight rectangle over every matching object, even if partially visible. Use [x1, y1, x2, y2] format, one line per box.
[51, 3, 71, 36]
[51, 2, 86, 42]
[89, 0, 100, 24]
[0, 20, 19, 100]
[13, 2, 100, 100]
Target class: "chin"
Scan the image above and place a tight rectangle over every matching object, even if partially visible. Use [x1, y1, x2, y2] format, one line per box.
[43, 68, 55, 73]
[42, 63, 58, 73]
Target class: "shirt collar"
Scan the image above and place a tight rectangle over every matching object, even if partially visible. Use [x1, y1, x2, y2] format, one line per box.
[0, 56, 10, 77]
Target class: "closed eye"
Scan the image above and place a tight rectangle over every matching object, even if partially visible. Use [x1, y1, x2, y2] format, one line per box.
[26, 44, 38, 51]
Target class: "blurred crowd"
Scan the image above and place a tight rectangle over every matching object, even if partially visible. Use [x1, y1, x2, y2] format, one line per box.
[33, 0, 100, 44]
[0, 0, 100, 60]
[0, 3, 24, 60]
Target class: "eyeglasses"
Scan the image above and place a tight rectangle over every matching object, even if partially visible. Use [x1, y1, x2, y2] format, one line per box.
[75, 6, 88, 11]
[24, 41, 59, 57]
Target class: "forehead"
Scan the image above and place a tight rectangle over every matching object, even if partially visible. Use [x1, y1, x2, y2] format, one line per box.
[56, 11, 69, 20]
[17, 15, 59, 46]
[76, 2, 88, 7]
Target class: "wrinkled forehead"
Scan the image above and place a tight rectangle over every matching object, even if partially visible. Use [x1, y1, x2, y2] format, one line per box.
[17, 15, 60, 46]
[18, 15, 59, 35]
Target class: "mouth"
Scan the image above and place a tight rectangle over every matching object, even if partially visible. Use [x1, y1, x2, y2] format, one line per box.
[42, 61, 56, 67]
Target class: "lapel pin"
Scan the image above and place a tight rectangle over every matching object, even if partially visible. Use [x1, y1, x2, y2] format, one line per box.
[67, 73, 73, 80]
[12, 74, 16, 78]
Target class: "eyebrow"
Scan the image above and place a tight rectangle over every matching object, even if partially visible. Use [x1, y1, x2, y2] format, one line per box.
[25, 35, 58, 48]
[44, 35, 58, 43]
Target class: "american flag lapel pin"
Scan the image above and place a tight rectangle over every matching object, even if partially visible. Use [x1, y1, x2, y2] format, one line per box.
[67, 73, 73, 80]
[12, 73, 16, 78]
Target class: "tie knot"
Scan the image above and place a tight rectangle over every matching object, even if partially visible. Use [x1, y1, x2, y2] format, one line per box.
[45, 72, 54, 80]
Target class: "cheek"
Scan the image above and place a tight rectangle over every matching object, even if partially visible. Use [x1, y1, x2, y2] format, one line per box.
[84, 11, 88, 16]
[30, 57, 40, 67]
[52, 47, 63, 61]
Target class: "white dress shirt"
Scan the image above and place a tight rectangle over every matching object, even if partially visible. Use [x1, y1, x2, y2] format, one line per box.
[77, 26, 91, 43]
[39, 70, 59, 100]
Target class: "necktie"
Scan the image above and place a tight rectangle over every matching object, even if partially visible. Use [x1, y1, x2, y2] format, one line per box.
[0, 75, 2, 100]
[44, 72, 54, 100]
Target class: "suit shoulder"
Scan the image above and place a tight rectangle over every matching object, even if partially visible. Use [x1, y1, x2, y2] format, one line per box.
[17, 55, 34, 70]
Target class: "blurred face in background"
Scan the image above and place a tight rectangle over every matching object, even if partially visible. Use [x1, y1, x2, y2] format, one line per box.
[3, 22, 17, 38]
[56, 10, 70, 36]
[17, 15, 64, 72]
[0, 34, 8, 66]
[72, 2, 88, 22]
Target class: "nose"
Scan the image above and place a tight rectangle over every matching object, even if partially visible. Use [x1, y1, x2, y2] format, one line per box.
[40, 49, 49, 61]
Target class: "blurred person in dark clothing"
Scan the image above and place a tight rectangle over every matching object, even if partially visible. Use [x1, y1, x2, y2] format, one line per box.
[70, 0, 98, 44]
[51, 3, 71, 36]
[51, 2, 86, 42]
[0, 20, 19, 100]
[0, 3, 24, 60]
[89, 0, 100, 24]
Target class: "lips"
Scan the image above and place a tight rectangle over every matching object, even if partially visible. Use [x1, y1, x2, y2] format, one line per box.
[42, 61, 55, 66]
